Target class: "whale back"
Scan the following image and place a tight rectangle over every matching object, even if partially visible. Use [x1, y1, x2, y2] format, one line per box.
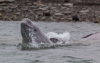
[83, 32, 100, 41]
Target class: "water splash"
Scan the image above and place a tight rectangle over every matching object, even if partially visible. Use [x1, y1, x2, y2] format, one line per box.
[18, 31, 73, 50]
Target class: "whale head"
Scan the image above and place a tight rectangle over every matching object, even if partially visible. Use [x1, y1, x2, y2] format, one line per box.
[21, 18, 52, 45]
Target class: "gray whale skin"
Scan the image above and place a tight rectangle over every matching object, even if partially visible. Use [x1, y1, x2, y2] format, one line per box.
[21, 18, 52, 45]
[20, 18, 100, 49]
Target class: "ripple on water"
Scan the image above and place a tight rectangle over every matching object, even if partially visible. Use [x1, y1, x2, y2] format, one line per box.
[22, 59, 44, 63]
[62, 56, 93, 63]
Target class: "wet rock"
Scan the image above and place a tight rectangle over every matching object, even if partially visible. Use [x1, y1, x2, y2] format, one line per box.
[55, 13, 63, 16]
[11, 15, 18, 20]
[50, 7, 57, 10]
[64, 0, 70, 3]
[0, 8, 3, 11]
[33, 2, 39, 5]
[93, 21, 99, 23]
[5, 8, 12, 13]
[3, 16, 9, 20]
[15, 12, 20, 15]
[61, 7, 66, 9]
[0, 3, 7, 6]
[62, 12, 72, 15]
[38, 3, 45, 6]
[22, 8, 29, 12]
[80, 9, 89, 14]
[72, 15, 79, 21]
[24, 0, 30, 3]
[0, 0, 15, 3]
[10, 6, 17, 10]
[39, 7, 48, 11]
[41, 17, 46, 20]
[0, 0, 99, 22]
[25, 2, 32, 6]
[63, 3, 73, 7]
[43, 11, 51, 16]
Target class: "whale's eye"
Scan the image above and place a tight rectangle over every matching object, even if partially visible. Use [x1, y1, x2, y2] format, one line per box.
[34, 29, 37, 32]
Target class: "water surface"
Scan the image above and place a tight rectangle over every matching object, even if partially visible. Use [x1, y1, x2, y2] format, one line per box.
[0, 21, 100, 63]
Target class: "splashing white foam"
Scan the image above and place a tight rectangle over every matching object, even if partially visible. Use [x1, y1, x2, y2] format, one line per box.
[29, 31, 71, 49]
[46, 31, 71, 45]
[20, 29, 72, 50]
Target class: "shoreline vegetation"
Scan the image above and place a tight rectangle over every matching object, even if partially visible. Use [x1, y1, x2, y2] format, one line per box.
[0, 0, 100, 23]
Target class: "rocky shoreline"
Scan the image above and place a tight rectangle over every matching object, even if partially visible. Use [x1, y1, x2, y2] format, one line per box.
[0, 0, 100, 23]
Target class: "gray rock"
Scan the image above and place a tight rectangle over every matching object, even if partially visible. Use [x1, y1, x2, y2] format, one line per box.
[0, 0, 15, 3]
[43, 11, 51, 16]
[55, 13, 63, 16]
[80, 9, 89, 14]
[0, 8, 3, 11]
[63, 3, 73, 7]
[0, 3, 7, 6]
[39, 7, 48, 11]
[15, 12, 20, 15]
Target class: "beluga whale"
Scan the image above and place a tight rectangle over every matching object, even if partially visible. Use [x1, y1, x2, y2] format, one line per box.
[20, 18, 54, 49]
[82, 32, 100, 42]
[20, 18, 71, 50]
[19, 18, 100, 50]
